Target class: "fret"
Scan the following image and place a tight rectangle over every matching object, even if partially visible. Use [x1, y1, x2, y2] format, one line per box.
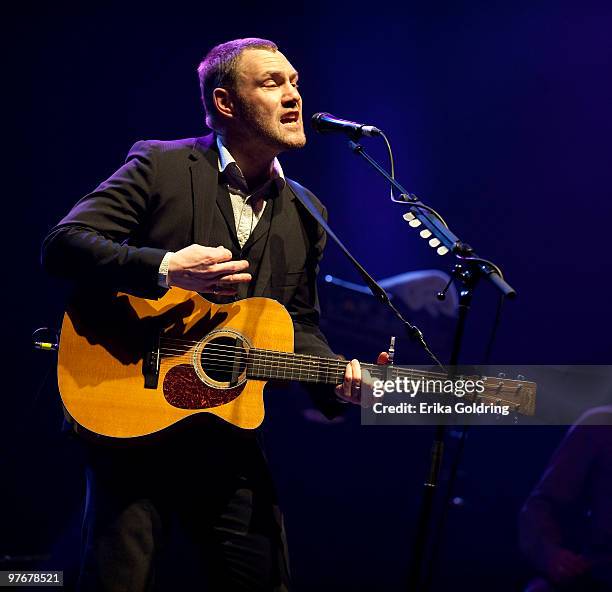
[304, 356, 311, 382]
[279, 352, 286, 379]
[309, 356, 318, 382]
[247, 350, 345, 384]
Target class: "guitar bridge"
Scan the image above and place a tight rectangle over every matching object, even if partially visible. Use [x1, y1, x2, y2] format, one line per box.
[143, 333, 161, 389]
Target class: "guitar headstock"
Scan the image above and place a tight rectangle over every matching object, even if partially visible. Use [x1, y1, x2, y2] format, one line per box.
[476, 374, 537, 416]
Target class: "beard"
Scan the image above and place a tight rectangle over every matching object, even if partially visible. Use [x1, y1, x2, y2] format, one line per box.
[233, 94, 306, 152]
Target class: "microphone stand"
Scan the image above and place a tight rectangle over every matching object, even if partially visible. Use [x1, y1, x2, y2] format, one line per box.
[347, 140, 516, 592]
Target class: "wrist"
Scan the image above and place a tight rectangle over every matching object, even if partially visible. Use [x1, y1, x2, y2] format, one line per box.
[158, 252, 175, 288]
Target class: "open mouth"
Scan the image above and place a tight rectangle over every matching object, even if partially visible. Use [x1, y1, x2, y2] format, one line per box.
[280, 112, 300, 125]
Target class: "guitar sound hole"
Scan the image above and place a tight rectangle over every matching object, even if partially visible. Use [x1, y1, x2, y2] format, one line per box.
[200, 336, 247, 384]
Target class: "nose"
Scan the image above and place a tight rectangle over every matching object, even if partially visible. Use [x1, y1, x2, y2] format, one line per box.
[282, 82, 301, 106]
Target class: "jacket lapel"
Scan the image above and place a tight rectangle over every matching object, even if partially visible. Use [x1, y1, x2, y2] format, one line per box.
[215, 185, 239, 248]
[251, 184, 296, 296]
[188, 134, 221, 247]
[188, 138, 301, 297]
[241, 188, 278, 251]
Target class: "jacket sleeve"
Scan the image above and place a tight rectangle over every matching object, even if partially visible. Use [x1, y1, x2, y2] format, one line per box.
[41, 141, 168, 299]
[287, 202, 348, 419]
[289, 203, 335, 358]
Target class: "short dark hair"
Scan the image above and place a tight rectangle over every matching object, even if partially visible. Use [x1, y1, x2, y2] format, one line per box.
[197, 38, 278, 130]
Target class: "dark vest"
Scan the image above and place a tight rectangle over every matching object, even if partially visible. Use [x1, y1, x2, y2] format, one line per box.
[208, 182, 277, 302]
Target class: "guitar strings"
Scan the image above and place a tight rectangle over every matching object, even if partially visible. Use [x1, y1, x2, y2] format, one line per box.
[157, 337, 527, 393]
[157, 342, 384, 372]
[160, 346, 502, 380]
[156, 339, 454, 379]
[154, 358, 523, 406]
[159, 346, 351, 367]
[158, 353, 353, 376]
[153, 344, 525, 404]
[149, 339, 527, 400]
[157, 358, 363, 383]
[158, 337, 439, 374]
[158, 355, 386, 380]
[157, 338, 488, 377]
[156, 345, 450, 380]
[156, 342, 521, 385]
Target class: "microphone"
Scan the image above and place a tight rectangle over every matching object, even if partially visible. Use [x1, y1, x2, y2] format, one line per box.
[311, 112, 381, 139]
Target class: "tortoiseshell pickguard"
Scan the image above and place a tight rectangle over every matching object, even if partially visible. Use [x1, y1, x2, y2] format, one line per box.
[163, 364, 245, 409]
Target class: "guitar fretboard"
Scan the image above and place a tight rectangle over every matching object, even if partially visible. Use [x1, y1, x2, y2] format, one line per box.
[247, 349, 428, 384]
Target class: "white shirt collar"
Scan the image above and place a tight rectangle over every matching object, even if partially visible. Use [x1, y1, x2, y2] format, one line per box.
[216, 135, 285, 196]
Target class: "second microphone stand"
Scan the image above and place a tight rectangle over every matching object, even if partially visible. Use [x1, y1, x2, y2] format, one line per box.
[348, 139, 516, 592]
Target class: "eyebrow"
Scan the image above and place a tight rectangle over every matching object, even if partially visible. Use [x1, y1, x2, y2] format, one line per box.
[260, 70, 299, 79]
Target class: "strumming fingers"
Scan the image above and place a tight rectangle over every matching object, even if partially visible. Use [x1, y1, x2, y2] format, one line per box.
[206, 260, 250, 278]
[217, 272, 252, 285]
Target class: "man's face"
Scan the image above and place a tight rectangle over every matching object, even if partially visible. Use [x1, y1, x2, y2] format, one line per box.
[231, 48, 306, 151]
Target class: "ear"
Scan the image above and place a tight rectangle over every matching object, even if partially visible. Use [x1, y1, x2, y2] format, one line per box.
[213, 87, 235, 121]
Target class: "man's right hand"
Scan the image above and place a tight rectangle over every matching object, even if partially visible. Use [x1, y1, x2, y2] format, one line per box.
[167, 244, 251, 296]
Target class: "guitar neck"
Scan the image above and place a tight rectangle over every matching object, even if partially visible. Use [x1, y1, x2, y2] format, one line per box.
[247, 349, 422, 385]
[158, 332, 535, 414]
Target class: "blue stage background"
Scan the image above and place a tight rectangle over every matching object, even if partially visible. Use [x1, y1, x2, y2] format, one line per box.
[6, 1, 612, 589]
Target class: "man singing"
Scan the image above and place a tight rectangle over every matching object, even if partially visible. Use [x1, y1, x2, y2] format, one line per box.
[43, 38, 383, 591]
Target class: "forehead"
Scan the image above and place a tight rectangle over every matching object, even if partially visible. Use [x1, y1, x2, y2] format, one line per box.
[236, 49, 297, 79]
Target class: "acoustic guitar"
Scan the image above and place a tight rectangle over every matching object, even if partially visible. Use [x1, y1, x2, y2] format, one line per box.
[57, 288, 536, 438]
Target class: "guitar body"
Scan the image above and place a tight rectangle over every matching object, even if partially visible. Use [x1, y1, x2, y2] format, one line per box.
[57, 287, 537, 439]
[58, 288, 294, 438]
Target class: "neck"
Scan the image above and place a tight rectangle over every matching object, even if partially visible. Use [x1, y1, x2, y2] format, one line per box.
[219, 132, 278, 189]
[246, 349, 380, 384]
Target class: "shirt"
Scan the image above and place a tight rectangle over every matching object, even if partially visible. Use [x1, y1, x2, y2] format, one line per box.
[158, 136, 286, 287]
[216, 136, 286, 248]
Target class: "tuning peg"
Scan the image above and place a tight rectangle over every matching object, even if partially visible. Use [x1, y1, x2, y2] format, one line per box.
[516, 374, 525, 381]
[437, 246, 449, 256]
[497, 372, 506, 379]
[420, 229, 432, 238]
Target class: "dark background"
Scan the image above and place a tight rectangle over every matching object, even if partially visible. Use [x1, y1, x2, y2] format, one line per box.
[5, 1, 612, 590]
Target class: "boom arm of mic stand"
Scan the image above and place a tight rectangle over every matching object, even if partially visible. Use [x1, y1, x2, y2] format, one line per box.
[348, 141, 516, 299]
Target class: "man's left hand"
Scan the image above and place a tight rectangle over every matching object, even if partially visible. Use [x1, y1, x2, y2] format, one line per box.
[335, 352, 390, 407]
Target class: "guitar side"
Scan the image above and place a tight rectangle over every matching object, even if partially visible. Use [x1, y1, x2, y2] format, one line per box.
[57, 289, 294, 438]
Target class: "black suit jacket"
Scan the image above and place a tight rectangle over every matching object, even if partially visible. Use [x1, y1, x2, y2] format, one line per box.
[42, 134, 344, 417]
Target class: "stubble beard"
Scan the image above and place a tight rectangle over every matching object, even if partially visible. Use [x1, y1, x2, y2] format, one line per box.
[234, 98, 306, 154]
